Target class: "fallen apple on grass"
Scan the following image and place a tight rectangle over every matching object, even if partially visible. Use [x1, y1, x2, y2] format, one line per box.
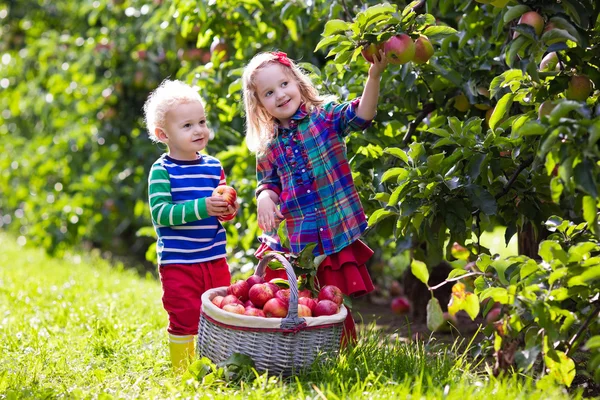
[391, 296, 411, 315]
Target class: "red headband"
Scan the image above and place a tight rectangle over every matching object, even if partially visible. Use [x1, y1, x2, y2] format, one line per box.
[271, 51, 291, 67]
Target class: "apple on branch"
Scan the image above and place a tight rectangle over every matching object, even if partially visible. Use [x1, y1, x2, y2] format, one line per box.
[384, 34, 415, 65]
[361, 42, 384, 63]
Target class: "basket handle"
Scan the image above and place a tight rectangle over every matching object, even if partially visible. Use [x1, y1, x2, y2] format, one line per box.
[255, 252, 305, 329]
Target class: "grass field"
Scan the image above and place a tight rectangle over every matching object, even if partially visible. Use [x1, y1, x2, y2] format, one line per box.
[0, 233, 579, 399]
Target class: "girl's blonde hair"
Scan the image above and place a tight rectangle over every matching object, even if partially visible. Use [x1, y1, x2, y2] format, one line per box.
[143, 79, 204, 142]
[242, 52, 327, 154]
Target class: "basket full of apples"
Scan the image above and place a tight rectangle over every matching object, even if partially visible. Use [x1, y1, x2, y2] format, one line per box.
[197, 252, 347, 376]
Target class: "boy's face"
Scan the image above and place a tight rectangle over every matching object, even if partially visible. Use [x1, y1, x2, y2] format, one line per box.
[156, 101, 210, 160]
[254, 63, 301, 128]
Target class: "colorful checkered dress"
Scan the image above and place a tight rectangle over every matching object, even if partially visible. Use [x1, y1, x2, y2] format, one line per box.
[256, 99, 372, 256]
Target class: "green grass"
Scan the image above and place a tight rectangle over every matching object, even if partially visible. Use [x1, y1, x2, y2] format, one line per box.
[0, 233, 580, 399]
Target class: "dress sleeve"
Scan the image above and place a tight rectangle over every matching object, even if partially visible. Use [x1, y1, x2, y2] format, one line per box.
[148, 164, 209, 226]
[326, 98, 373, 138]
[255, 151, 282, 199]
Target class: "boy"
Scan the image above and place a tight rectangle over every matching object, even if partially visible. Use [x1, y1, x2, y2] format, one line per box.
[143, 79, 237, 373]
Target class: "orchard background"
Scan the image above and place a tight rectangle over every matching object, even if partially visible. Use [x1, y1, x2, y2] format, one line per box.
[1, 0, 599, 392]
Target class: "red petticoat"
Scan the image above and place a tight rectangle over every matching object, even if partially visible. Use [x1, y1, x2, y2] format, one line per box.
[255, 239, 374, 298]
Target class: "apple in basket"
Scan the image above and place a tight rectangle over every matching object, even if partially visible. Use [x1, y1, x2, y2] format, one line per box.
[211, 295, 224, 308]
[314, 299, 339, 317]
[248, 283, 276, 308]
[318, 285, 343, 306]
[297, 304, 312, 317]
[298, 296, 317, 313]
[220, 294, 243, 308]
[244, 306, 266, 317]
[263, 297, 288, 318]
[227, 279, 250, 302]
[244, 300, 254, 308]
[265, 282, 280, 294]
[222, 303, 245, 314]
[298, 289, 312, 298]
[245, 275, 265, 288]
[275, 288, 291, 304]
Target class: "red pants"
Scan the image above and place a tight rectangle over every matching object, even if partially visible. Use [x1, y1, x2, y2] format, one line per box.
[159, 258, 231, 336]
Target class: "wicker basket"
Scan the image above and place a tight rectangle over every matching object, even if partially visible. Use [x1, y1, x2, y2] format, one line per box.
[197, 252, 347, 376]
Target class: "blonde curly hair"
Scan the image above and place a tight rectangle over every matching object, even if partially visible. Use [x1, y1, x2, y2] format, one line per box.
[242, 52, 328, 155]
[143, 79, 204, 142]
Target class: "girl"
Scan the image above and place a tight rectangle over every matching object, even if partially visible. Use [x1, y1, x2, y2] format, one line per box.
[242, 50, 388, 344]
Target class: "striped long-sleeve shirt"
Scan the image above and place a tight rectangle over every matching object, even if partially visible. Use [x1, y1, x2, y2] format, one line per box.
[148, 154, 230, 265]
[256, 99, 372, 256]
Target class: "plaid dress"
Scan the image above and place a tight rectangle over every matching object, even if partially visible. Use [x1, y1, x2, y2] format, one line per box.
[256, 99, 371, 256]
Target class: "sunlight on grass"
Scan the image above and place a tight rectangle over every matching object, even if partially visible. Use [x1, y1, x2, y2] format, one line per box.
[0, 234, 579, 399]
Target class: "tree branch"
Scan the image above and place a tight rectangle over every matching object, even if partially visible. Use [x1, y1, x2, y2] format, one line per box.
[566, 302, 600, 356]
[402, 103, 436, 144]
[428, 271, 482, 291]
[495, 156, 534, 200]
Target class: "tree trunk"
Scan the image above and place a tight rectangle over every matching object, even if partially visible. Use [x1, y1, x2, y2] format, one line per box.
[518, 222, 548, 259]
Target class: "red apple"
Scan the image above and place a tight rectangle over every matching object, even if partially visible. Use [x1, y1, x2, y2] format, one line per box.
[222, 303, 245, 314]
[391, 296, 411, 315]
[538, 100, 557, 120]
[244, 307, 266, 317]
[298, 296, 317, 313]
[248, 283, 276, 308]
[565, 75, 592, 101]
[221, 294, 243, 308]
[298, 289, 312, 298]
[245, 275, 265, 288]
[314, 299, 339, 317]
[413, 36, 434, 64]
[486, 307, 503, 324]
[297, 304, 312, 317]
[226, 279, 250, 302]
[361, 42, 384, 63]
[212, 185, 237, 207]
[384, 34, 415, 65]
[318, 285, 343, 306]
[263, 298, 288, 318]
[514, 11, 544, 38]
[211, 295, 224, 308]
[265, 282, 280, 294]
[244, 300, 254, 308]
[275, 288, 291, 305]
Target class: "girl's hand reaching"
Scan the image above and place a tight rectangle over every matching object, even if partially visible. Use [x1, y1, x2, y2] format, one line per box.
[369, 49, 388, 78]
[257, 194, 284, 232]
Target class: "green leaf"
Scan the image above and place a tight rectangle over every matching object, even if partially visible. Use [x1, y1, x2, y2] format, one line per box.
[463, 292, 480, 320]
[505, 36, 528, 68]
[411, 259, 429, 285]
[541, 28, 578, 45]
[422, 25, 458, 40]
[381, 167, 409, 183]
[515, 345, 542, 373]
[277, 220, 290, 250]
[503, 5, 530, 23]
[269, 278, 290, 288]
[550, 177, 564, 204]
[448, 268, 469, 279]
[322, 19, 350, 36]
[539, 240, 568, 264]
[466, 184, 498, 215]
[368, 209, 397, 226]
[585, 336, 600, 350]
[490, 93, 514, 131]
[549, 100, 582, 124]
[574, 160, 598, 197]
[567, 242, 598, 263]
[582, 196, 598, 225]
[544, 351, 575, 387]
[513, 120, 547, 137]
[479, 287, 509, 304]
[315, 35, 347, 52]
[568, 266, 600, 286]
[426, 298, 445, 331]
[427, 154, 445, 173]
[384, 147, 410, 164]
[428, 128, 450, 137]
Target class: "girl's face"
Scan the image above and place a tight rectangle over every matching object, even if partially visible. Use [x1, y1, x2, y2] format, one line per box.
[158, 101, 210, 160]
[253, 63, 301, 128]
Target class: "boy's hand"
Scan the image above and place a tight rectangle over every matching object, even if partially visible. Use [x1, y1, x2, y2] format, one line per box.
[257, 196, 284, 232]
[369, 49, 388, 78]
[205, 196, 232, 216]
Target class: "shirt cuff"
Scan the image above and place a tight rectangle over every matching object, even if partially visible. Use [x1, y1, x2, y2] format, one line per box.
[347, 97, 373, 131]
[197, 197, 209, 219]
[256, 183, 282, 199]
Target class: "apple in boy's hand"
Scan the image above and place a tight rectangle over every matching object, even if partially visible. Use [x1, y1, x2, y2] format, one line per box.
[212, 185, 237, 207]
